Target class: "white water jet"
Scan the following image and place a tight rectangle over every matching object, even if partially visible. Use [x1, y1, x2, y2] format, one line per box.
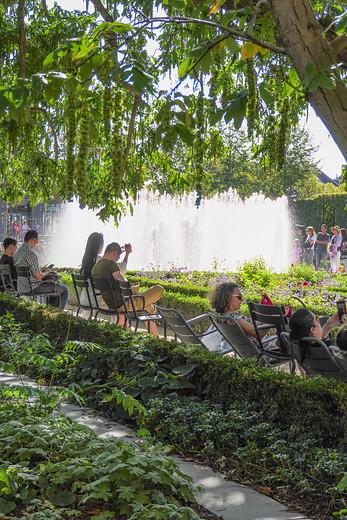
[48, 190, 291, 272]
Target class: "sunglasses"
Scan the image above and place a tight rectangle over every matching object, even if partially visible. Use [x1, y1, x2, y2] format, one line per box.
[233, 294, 242, 301]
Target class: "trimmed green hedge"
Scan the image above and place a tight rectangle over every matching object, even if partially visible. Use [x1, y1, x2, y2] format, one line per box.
[0, 294, 346, 449]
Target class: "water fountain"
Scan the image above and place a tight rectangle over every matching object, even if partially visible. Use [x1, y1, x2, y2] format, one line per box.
[48, 190, 292, 272]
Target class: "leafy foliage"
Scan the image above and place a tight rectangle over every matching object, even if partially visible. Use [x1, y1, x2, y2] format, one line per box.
[142, 398, 347, 519]
[0, 0, 346, 217]
[0, 386, 204, 519]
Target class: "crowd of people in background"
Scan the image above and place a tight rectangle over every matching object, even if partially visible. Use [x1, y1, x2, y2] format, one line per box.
[293, 223, 347, 274]
[11, 218, 30, 241]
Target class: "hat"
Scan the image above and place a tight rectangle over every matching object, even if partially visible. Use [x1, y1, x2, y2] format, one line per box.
[332, 225, 340, 232]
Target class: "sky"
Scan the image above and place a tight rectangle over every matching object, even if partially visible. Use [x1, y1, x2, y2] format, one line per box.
[48, 0, 345, 180]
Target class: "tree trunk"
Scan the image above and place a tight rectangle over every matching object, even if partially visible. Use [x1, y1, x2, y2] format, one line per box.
[271, 0, 347, 163]
[17, 0, 26, 78]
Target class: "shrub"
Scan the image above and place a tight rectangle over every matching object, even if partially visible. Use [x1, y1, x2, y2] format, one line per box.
[142, 398, 347, 519]
[237, 258, 276, 290]
[0, 294, 345, 449]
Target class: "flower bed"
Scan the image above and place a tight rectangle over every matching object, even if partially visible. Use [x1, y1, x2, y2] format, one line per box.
[58, 260, 347, 319]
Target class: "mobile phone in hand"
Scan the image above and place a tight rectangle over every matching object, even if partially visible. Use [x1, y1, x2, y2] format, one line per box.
[336, 300, 346, 324]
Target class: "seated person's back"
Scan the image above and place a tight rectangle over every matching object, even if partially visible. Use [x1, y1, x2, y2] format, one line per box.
[0, 237, 18, 286]
[91, 242, 123, 308]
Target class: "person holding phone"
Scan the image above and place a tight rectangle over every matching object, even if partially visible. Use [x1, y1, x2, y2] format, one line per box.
[288, 307, 341, 374]
[14, 230, 68, 309]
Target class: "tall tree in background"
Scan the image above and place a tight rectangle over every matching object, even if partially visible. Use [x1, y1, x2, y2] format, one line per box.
[0, 0, 346, 218]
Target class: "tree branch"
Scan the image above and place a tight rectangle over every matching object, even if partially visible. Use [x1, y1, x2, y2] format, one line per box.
[138, 16, 285, 54]
[41, 0, 51, 21]
[17, 0, 26, 78]
[90, 0, 113, 22]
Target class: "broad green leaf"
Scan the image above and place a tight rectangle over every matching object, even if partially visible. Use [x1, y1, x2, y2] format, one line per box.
[172, 364, 197, 377]
[0, 498, 16, 514]
[337, 473, 347, 492]
[46, 487, 76, 506]
[259, 82, 272, 107]
[174, 123, 194, 145]
[178, 57, 192, 80]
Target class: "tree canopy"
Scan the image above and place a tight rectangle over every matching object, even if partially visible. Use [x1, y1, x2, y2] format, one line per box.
[0, 0, 346, 219]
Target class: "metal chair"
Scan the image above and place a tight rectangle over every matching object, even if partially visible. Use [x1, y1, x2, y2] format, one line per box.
[16, 266, 61, 306]
[282, 333, 347, 382]
[71, 273, 96, 319]
[89, 276, 126, 325]
[209, 314, 261, 359]
[157, 306, 221, 349]
[248, 302, 295, 372]
[0, 264, 17, 296]
[118, 280, 166, 336]
[209, 313, 294, 369]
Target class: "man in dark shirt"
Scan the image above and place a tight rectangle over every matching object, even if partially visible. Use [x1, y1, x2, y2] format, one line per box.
[0, 237, 18, 286]
[314, 224, 330, 270]
[91, 242, 164, 313]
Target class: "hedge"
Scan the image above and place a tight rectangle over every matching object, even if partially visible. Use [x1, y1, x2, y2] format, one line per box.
[0, 294, 346, 449]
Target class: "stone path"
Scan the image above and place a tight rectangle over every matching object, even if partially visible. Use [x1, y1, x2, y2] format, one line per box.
[0, 370, 311, 520]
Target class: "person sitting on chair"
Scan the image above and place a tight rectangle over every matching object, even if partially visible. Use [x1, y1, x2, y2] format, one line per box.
[330, 326, 347, 371]
[91, 241, 164, 316]
[0, 237, 18, 288]
[14, 230, 69, 309]
[288, 308, 340, 374]
[206, 282, 277, 354]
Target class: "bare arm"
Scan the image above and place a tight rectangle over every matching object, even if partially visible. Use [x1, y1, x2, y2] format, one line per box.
[321, 314, 340, 338]
[112, 271, 126, 282]
[238, 317, 268, 339]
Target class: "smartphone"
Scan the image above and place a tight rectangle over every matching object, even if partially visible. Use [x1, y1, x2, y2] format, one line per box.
[337, 300, 346, 323]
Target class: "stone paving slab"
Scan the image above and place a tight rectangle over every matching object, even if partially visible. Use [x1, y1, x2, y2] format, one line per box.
[0, 371, 312, 520]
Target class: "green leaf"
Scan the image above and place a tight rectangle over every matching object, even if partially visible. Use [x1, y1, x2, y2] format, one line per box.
[0, 467, 11, 494]
[258, 82, 272, 107]
[174, 123, 194, 145]
[337, 473, 347, 492]
[178, 57, 192, 80]
[91, 512, 115, 520]
[0, 498, 16, 514]
[46, 487, 76, 506]
[172, 364, 197, 377]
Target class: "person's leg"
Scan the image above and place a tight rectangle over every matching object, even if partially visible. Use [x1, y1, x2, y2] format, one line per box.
[330, 255, 338, 273]
[315, 251, 321, 270]
[321, 250, 328, 271]
[132, 285, 164, 313]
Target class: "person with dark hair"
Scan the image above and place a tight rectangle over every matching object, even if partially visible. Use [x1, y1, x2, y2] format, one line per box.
[288, 308, 339, 370]
[81, 232, 104, 277]
[91, 242, 164, 334]
[0, 237, 17, 285]
[314, 224, 330, 270]
[14, 230, 68, 309]
[303, 226, 316, 265]
[205, 282, 274, 354]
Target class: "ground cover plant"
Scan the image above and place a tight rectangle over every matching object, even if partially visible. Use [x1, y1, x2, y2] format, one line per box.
[0, 385, 208, 520]
[0, 300, 346, 519]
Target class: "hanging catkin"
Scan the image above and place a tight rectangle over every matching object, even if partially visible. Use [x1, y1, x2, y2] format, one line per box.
[194, 91, 204, 207]
[245, 58, 257, 140]
[75, 102, 91, 207]
[65, 90, 77, 196]
[111, 86, 126, 195]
